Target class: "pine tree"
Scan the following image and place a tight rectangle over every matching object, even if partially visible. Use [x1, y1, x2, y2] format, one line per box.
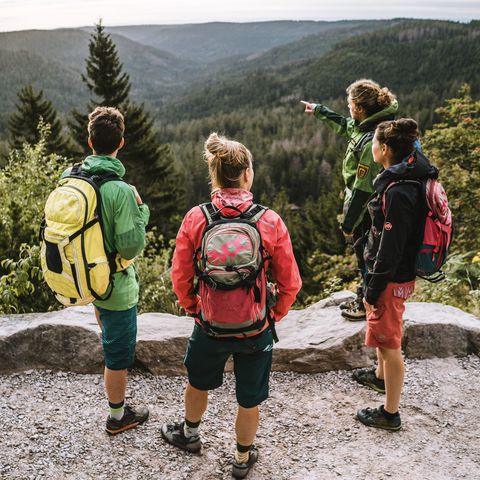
[8, 85, 71, 157]
[70, 21, 185, 238]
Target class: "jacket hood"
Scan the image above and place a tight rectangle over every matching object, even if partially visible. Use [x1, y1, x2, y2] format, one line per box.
[358, 99, 399, 131]
[374, 149, 439, 193]
[211, 188, 253, 216]
[81, 155, 126, 177]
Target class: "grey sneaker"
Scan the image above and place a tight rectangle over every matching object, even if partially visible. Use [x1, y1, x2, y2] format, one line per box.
[352, 367, 385, 394]
[105, 405, 149, 435]
[161, 421, 202, 453]
[357, 406, 401, 431]
[232, 445, 258, 479]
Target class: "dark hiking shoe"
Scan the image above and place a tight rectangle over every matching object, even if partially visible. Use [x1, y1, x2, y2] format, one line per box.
[161, 421, 202, 453]
[339, 297, 357, 310]
[352, 367, 385, 394]
[105, 405, 149, 435]
[341, 301, 366, 321]
[357, 406, 401, 431]
[232, 445, 258, 479]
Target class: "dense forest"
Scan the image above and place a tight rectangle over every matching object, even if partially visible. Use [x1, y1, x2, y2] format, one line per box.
[0, 19, 479, 314]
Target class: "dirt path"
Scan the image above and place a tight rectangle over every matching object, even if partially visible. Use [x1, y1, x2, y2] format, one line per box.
[1, 356, 479, 480]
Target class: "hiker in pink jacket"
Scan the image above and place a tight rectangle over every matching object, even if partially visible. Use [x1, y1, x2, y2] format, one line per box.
[162, 132, 301, 479]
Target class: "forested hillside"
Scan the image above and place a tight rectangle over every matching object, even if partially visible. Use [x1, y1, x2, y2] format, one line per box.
[162, 20, 480, 123]
[1, 19, 479, 313]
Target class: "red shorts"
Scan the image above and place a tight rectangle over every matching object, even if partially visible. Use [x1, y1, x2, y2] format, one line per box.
[365, 281, 415, 350]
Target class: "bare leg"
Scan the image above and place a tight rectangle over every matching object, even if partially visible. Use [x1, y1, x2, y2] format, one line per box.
[94, 307, 102, 329]
[185, 383, 208, 422]
[235, 406, 259, 447]
[380, 347, 404, 413]
[104, 368, 127, 404]
[376, 347, 385, 380]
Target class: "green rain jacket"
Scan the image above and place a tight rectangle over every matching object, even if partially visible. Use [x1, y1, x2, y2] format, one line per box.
[62, 155, 150, 310]
[314, 100, 399, 233]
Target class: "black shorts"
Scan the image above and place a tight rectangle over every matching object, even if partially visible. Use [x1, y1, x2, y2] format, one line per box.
[184, 324, 274, 408]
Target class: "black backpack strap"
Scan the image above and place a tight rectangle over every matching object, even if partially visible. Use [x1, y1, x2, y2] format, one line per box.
[353, 131, 375, 161]
[199, 202, 219, 225]
[242, 204, 268, 221]
[70, 163, 82, 175]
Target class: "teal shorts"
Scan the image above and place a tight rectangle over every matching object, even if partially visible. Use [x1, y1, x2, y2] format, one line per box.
[184, 324, 274, 408]
[97, 306, 137, 370]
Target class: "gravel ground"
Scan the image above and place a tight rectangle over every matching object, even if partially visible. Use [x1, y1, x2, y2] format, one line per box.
[1, 356, 480, 480]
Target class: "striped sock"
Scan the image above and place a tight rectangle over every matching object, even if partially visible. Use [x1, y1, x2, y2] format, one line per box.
[109, 400, 125, 420]
[235, 443, 251, 464]
[183, 418, 200, 438]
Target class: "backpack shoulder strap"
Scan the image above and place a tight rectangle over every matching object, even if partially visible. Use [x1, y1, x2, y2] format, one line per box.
[199, 202, 219, 226]
[242, 204, 268, 222]
[381, 180, 424, 215]
[353, 131, 375, 158]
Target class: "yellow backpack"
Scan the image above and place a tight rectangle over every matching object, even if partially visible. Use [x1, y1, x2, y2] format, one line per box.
[40, 165, 131, 306]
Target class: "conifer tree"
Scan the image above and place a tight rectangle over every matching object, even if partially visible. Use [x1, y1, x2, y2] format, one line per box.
[8, 85, 70, 157]
[70, 21, 185, 238]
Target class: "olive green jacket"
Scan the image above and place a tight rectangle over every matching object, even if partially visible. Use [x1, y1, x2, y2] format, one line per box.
[62, 155, 150, 310]
[314, 100, 399, 233]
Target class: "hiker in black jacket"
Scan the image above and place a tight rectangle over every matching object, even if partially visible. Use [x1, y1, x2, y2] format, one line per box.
[353, 119, 437, 431]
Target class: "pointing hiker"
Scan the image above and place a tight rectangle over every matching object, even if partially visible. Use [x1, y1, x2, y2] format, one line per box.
[162, 133, 301, 479]
[354, 119, 439, 430]
[304, 79, 398, 320]
[58, 107, 150, 434]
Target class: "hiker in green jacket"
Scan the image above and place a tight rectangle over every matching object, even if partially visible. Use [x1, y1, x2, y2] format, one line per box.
[62, 107, 150, 434]
[304, 79, 398, 320]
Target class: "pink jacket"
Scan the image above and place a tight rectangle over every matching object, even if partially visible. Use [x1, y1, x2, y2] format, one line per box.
[171, 188, 302, 322]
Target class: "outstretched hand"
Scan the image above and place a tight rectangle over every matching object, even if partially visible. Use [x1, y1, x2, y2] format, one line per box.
[301, 101, 317, 113]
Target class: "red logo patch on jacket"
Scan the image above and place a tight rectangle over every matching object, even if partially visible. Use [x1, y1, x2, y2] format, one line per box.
[384, 222, 393, 231]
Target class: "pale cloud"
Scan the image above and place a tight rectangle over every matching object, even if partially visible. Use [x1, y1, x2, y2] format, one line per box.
[0, 0, 478, 31]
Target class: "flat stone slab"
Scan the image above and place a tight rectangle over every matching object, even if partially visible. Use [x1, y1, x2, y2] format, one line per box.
[0, 292, 479, 375]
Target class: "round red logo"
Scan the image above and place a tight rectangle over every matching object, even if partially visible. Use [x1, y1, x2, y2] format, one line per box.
[384, 222, 393, 231]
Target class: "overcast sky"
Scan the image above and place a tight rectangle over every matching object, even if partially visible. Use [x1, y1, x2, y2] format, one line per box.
[1, 0, 479, 32]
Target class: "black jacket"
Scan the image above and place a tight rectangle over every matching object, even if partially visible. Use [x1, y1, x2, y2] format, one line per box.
[364, 151, 438, 305]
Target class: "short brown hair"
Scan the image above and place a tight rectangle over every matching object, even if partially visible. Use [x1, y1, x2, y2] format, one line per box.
[88, 107, 124, 154]
[346, 79, 396, 117]
[376, 118, 419, 163]
[204, 132, 252, 188]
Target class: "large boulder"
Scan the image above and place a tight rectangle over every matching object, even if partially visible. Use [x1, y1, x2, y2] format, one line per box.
[0, 292, 478, 375]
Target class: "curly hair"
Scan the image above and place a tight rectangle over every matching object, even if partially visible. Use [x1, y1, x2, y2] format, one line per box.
[376, 118, 419, 163]
[346, 79, 396, 117]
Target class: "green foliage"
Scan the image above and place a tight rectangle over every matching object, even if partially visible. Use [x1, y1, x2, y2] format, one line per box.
[413, 252, 480, 317]
[0, 244, 56, 314]
[304, 251, 358, 304]
[0, 122, 67, 258]
[8, 85, 71, 157]
[70, 22, 185, 239]
[422, 84, 480, 253]
[135, 229, 183, 315]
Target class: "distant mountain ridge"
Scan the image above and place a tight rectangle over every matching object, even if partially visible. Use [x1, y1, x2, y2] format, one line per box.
[161, 20, 480, 122]
[108, 21, 372, 62]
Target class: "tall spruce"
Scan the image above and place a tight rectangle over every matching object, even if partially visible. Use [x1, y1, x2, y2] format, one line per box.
[8, 85, 70, 157]
[70, 22, 184, 238]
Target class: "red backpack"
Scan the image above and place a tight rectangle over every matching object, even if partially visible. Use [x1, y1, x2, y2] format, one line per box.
[382, 178, 453, 282]
[194, 202, 276, 339]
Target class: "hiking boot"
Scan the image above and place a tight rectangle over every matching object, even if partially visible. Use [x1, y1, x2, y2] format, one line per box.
[105, 405, 149, 435]
[341, 301, 366, 321]
[357, 406, 401, 431]
[232, 445, 259, 479]
[160, 421, 202, 453]
[352, 367, 385, 394]
[339, 297, 357, 310]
